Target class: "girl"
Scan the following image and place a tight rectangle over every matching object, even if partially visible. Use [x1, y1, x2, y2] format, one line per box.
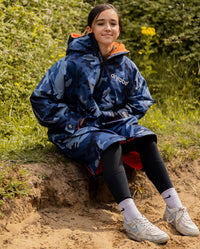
[30, 3, 199, 244]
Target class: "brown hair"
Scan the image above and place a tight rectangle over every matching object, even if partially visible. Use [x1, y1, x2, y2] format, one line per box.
[87, 3, 122, 31]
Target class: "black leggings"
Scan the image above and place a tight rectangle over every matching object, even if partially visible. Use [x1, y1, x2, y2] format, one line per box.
[102, 136, 173, 204]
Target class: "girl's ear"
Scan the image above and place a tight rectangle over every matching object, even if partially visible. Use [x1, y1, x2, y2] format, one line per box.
[87, 26, 92, 34]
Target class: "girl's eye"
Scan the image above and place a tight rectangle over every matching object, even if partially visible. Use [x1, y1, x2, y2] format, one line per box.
[96, 21, 118, 26]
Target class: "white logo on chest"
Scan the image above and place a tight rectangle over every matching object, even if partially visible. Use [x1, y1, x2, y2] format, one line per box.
[111, 73, 129, 86]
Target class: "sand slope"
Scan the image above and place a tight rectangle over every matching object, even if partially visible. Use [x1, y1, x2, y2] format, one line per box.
[0, 158, 199, 249]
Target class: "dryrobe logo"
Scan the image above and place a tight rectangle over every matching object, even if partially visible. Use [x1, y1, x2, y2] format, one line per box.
[111, 73, 129, 86]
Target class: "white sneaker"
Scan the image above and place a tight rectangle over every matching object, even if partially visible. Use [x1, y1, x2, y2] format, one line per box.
[124, 216, 170, 244]
[163, 206, 199, 236]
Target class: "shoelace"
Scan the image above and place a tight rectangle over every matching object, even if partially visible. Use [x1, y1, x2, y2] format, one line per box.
[137, 216, 158, 231]
[167, 207, 189, 223]
[176, 207, 191, 223]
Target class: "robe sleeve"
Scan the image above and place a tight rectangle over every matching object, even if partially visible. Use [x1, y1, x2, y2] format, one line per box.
[30, 58, 83, 134]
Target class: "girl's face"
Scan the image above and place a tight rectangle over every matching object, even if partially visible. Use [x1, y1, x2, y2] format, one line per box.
[87, 9, 120, 50]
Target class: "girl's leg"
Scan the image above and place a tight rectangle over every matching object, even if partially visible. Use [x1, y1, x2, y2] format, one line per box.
[123, 136, 199, 237]
[102, 142, 142, 221]
[122, 136, 182, 208]
[102, 142, 131, 203]
[102, 142, 170, 243]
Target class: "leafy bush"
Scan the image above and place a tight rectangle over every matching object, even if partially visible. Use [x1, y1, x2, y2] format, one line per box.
[0, 0, 90, 102]
[113, 0, 200, 69]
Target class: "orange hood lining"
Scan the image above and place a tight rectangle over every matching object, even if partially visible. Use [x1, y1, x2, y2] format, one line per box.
[110, 42, 129, 56]
[71, 33, 85, 38]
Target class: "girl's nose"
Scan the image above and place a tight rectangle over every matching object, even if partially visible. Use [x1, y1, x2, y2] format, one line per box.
[105, 23, 111, 30]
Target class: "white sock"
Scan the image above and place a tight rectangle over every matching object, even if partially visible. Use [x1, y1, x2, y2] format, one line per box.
[161, 187, 183, 209]
[118, 198, 142, 222]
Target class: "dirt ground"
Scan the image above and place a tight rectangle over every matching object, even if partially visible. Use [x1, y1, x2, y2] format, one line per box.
[0, 156, 200, 249]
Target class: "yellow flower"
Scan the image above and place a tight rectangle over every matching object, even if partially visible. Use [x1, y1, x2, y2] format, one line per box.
[14, 82, 20, 87]
[51, 55, 54, 58]
[138, 51, 143, 55]
[141, 27, 156, 36]
[192, 70, 196, 75]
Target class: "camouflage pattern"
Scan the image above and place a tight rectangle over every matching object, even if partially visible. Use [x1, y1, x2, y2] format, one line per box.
[30, 33, 156, 175]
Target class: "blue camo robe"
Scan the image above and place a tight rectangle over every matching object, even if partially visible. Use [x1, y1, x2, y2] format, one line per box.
[30, 33, 156, 175]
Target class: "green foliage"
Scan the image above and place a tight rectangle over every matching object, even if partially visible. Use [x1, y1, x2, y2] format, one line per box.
[113, 0, 200, 70]
[0, 0, 90, 103]
[137, 26, 157, 78]
[0, 161, 30, 209]
[147, 55, 200, 102]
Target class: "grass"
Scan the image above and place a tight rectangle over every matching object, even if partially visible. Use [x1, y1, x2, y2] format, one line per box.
[0, 161, 30, 216]
[139, 97, 200, 161]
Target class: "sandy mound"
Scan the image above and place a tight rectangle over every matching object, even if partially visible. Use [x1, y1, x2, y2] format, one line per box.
[0, 156, 200, 249]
